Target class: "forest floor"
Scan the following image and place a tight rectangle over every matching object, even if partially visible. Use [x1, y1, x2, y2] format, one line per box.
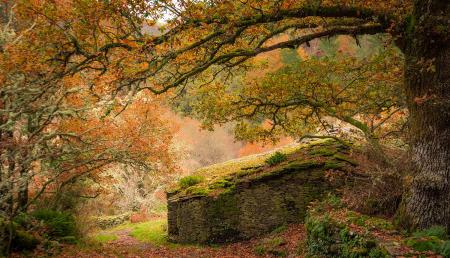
[15, 216, 306, 258]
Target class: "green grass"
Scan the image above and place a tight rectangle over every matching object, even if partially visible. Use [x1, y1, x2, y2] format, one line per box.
[128, 219, 168, 246]
[90, 218, 171, 247]
[93, 233, 118, 243]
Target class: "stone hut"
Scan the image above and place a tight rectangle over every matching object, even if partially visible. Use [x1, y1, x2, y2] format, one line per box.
[167, 139, 357, 244]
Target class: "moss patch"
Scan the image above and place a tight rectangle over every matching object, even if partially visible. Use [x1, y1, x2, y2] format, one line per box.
[169, 140, 326, 195]
[324, 161, 345, 170]
[333, 153, 358, 166]
[309, 147, 337, 157]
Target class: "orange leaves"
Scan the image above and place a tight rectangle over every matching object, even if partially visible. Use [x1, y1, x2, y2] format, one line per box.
[58, 91, 177, 170]
[120, 39, 140, 49]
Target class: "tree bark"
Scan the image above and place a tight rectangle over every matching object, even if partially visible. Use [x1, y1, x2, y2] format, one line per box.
[17, 167, 28, 212]
[403, 0, 450, 230]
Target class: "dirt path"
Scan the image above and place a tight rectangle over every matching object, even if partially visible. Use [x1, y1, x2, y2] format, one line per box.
[108, 229, 152, 250]
[54, 223, 306, 258]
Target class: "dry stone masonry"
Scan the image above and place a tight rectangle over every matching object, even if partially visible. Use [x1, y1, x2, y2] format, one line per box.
[167, 139, 356, 244]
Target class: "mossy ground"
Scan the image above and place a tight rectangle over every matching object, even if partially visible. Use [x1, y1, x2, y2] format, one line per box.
[306, 196, 449, 257]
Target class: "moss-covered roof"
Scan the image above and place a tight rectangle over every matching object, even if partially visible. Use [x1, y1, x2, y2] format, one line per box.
[168, 139, 357, 199]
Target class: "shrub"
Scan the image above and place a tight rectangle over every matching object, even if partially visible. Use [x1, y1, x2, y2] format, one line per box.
[440, 241, 450, 257]
[179, 175, 204, 188]
[265, 152, 287, 166]
[306, 198, 388, 258]
[413, 226, 448, 239]
[13, 213, 33, 229]
[405, 226, 450, 257]
[12, 230, 39, 251]
[0, 218, 39, 252]
[32, 209, 77, 239]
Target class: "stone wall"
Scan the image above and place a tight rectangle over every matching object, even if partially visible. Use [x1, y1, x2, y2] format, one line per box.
[167, 164, 338, 243]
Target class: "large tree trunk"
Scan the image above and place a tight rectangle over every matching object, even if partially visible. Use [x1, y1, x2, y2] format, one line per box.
[403, 0, 450, 230]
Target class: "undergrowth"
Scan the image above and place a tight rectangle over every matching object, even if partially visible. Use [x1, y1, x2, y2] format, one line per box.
[179, 175, 204, 188]
[265, 152, 287, 166]
[405, 226, 450, 257]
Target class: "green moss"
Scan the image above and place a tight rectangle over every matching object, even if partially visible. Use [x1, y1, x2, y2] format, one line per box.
[186, 186, 210, 196]
[405, 236, 442, 252]
[343, 211, 394, 232]
[333, 154, 358, 166]
[235, 169, 255, 178]
[206, 193, 240, 242]
[209, 179, 235, 190]
[179, 175, 204, 189]
[209, 193, 239, 215]
[171, 139, 344, 199]
[286, 160, 323, 170]
[364, 217, 395, 231]
[309, 147, 337, 157]
[324, 161, 345, 170]
[251, 160, 322, 182]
